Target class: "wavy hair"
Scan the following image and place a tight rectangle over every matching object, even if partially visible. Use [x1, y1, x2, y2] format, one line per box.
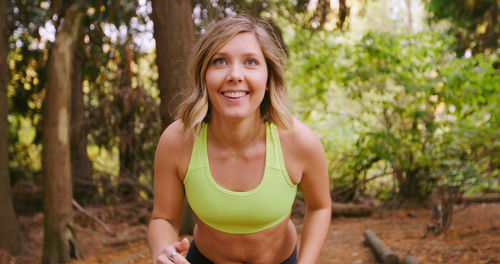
[176, 15, 293, 136]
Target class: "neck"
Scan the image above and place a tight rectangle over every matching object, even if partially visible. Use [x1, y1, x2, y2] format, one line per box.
[208, 115, 265, 154]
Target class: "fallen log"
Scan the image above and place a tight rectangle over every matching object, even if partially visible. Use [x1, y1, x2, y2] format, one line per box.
[458, 194, 500, 204]
[402, 255, 420, 264]
[332, 202, 374, 217]
[364, 229, 399, 264]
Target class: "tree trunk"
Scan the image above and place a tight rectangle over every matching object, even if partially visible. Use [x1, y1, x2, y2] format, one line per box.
[0, 0, 23, 254]
[42, 4, 84, 263]
[425, 185, 461, 236]
[398, 168, 422, 200]
[405, 0, 413, 33]
[152, 0, 195, 128]
[152, 0, 196, 235]
[71, 46, 96, 205]
[117, 42, 140, 202]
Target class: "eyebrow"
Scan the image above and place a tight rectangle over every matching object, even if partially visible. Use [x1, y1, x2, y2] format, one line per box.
[214, 51, 263, 58]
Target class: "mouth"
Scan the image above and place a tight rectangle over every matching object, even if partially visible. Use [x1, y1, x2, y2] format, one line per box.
[222, 91, 248, 99]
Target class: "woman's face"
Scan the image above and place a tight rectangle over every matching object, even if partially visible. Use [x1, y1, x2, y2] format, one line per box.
[205, 32, 268, 122]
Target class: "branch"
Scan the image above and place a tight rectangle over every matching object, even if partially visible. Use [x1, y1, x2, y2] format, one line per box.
[72, 199, 114, 236]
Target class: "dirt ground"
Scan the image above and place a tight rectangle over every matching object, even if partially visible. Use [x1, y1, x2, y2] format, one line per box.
[2, 202, 499, 264]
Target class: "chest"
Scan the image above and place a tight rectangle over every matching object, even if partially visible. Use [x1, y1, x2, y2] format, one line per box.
[207, 140, 266, 192]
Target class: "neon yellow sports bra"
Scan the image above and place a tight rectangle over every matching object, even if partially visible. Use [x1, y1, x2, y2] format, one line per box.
[183, 122, 297, 234]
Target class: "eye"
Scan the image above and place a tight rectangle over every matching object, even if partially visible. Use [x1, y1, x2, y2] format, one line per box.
[245, 58, 258, 66]
[213, 58, 226, 65]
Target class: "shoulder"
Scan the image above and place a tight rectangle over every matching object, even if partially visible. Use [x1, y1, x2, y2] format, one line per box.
[157, 120, 192, 151]
[155, 120, 194, 176]
[277, 118, 326, 183]
[278, 118, 324, 155]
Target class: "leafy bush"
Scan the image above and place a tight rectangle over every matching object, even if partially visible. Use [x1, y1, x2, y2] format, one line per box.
[286, 28, 499, 201]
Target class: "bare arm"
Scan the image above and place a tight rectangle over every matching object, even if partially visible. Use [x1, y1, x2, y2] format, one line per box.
[148, 121, 192, 264]
[293, 122, 332, 264]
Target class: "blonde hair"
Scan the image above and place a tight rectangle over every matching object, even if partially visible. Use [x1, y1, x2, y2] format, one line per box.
[177, 15, 293, 136]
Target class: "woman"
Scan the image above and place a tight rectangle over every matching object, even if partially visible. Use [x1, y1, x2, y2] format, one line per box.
[148, 16, 331, 264]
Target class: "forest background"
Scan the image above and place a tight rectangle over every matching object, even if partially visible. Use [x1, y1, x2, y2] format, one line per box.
[0, 0, 498, 263]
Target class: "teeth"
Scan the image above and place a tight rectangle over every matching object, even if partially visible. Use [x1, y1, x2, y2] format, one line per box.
[223, 91, 246, 98]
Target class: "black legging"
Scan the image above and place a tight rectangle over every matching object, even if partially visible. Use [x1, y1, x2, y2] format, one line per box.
[186, 240, 298, 264]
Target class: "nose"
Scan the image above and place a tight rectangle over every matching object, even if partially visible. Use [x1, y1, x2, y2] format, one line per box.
[227, 65, 243, 83]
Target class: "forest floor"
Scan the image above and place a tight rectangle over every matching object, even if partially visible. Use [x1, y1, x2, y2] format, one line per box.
[2, 202, 499, 264]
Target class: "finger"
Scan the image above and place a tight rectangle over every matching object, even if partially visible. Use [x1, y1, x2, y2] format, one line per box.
[170, 251, 190, 264]
[156, 252, 170, 264]
[175, 237, 190, 253]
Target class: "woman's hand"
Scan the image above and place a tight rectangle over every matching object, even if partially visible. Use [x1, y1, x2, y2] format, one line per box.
[154, 237, 190, 264]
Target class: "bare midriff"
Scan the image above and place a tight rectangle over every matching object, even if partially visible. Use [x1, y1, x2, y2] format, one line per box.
[193, 216, 297, 264]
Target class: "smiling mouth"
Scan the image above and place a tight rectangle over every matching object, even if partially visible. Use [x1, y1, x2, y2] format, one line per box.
[222, 91, 248, 99]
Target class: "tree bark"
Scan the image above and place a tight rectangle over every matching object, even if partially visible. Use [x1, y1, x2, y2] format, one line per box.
[116, 42, 141, 202]
[0, 0, 23, 254]
[71, 46, 96, 205]
[405, 0, 413, 33]
[398, 167, 423, 199]
[402, 255, 420, 264]
[364, 229, 399, 264]
[426, 185, 461, 235]
[152, 0, 195, 129]
[42, 4, 84, 263]
[152, 0, 196, 235]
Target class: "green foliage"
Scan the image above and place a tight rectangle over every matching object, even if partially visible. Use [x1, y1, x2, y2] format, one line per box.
[426, 0, 495, 28]
[7, 0, 52, 183]
[425, 0, 499, 55]
[286, 26, 499, 201]
[6, 0, 159, 200]
[5, 0, 498, 205]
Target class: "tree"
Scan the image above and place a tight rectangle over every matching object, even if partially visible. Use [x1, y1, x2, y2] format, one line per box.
[0, 0, 23, 254]
[70, 32, 96, 205]
[152, 0, 196, 235]
[152, 0, 195, 128]
[115, 41, 147, 202]
[41, 4, 84, 263]
[192, 0, 351, 31]
[426, 0, 499, 55]
[6, 0, 50, 188]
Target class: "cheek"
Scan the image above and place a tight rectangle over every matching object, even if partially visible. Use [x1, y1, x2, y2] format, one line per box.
[205, 70, 221, 91]
[254, 70, 268, 90]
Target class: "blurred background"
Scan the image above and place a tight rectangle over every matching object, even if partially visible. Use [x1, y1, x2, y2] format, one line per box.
[0, 0, 498, 263]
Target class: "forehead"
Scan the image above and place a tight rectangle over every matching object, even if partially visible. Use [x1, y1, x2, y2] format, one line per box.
[216, 32, 264, 57]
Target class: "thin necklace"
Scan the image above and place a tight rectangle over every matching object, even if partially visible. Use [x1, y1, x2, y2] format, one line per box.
[209, 121, 263, 159]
